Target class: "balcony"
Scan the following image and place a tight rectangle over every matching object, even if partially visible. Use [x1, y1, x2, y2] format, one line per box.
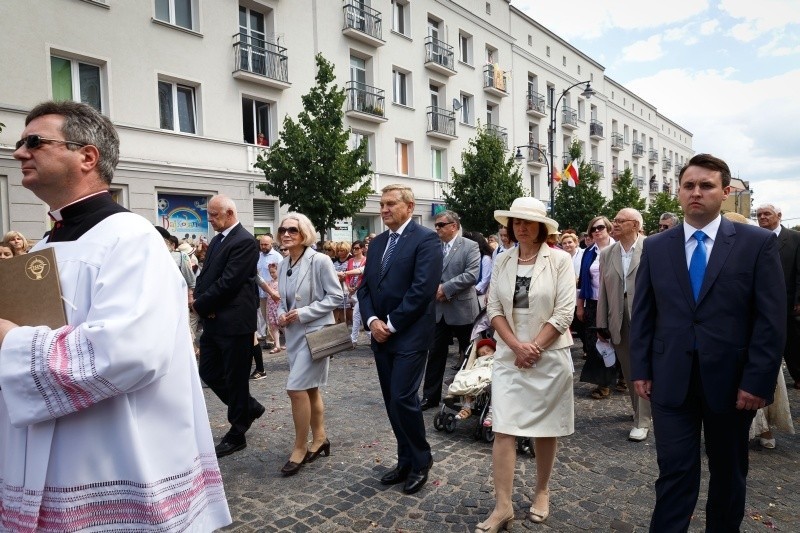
[648, 149, 659, 163]
[526, 143, 547, 167]
[345, 81, 387, 123]
[662, 159, 673, 172]
[486, 123, 508, 148]
[611, 133, 624, 151]
[663, 181, 672, 194]
[426, 106, 456, 140]
[590, 160, 604, 176]
[342, 1, 384, 47]
[483, 65, 508, 97]
[674, 166, 681, 178]
[589, 120, 604, 139]
[632, 141, 644, 158]
[562, 152, 572, 168]
[561, 106, 578, 129]
[424, 36, 456, 76]
[612, 169, 620, 181]
[232, 33, 290, 89]
[649, 181, 659, 194]
[635, 178, 645, 190]
[526, 91, 546, 117]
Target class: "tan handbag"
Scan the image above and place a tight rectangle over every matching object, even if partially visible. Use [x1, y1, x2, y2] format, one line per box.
[305, 255, 352, 360]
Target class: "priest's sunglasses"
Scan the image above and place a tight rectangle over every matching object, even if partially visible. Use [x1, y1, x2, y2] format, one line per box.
[15, 134, 88, 151]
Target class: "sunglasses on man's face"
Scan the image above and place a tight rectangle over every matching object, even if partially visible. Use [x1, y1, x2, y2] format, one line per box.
[277, 226, 300, 236]
[659, 224, 670, 230]
[15, 134, 87, 151]
[434, 221, 455, 229]
[590, 224, 607, 233]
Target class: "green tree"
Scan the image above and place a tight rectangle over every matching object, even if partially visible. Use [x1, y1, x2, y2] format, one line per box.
[551, 141, 606, 233]
[444, 124, 524, 235]
[255, 53, 372, 237]
[644, 192, 683, 234]
[605, 167, 646, 217]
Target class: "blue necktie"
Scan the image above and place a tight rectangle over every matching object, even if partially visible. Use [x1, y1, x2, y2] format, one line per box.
[689, 230, 707, 301]
[381, 233, 399, 277]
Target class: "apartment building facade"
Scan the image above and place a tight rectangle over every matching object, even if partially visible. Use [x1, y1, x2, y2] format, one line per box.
[0, 0, 693, 242]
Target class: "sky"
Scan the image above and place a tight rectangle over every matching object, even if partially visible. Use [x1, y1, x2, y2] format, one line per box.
[514, 0, 800, 224]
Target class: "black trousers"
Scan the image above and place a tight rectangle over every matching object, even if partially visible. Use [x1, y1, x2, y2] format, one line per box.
[422, 318, 473, 404]
[649, 356, 755, 532]
[199, 331, 263, 444]
[373, 348, 432, 471]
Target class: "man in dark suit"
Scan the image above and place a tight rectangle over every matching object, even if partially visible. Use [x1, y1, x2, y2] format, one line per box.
[358, 184, 442, 495]
[193, 194, 263, 458]
[756, 203, 800, 389]
[421, 210, 480, 409]
[630, 154, 786, 531]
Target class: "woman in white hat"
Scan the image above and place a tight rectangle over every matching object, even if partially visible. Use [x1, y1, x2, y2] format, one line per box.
[475, 197, 575, 531]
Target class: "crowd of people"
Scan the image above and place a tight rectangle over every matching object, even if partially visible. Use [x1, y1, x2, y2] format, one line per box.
[0, 100, 797, 533]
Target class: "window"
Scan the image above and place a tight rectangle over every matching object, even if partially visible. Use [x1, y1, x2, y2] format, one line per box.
[485, 46, 496, 64]
[350, 131, 374, 168]
[396, 140, 410, 175]
[431, 148, 445, 180]
[238, 6, 267, 75]
[392, 68, 409, 106]
[528, 35, 532, 46]
[50, 55, 103, 112]
[546, 46, 550, 57]
[485, 2, 491, 14]
[562, 56, 567, 67]
[577, 64, 581, 75]
[486, 103, 496, 126]
[242, 97, 270, 145]
[459, 93, 473, 125]
[158, 80, 197, 134]
[458, 31, 472, 64]
[155, 0, 196, 30]
[546, 84, 554, 108]
[577, 100, 585, 122]
[391, 0, 409, 35]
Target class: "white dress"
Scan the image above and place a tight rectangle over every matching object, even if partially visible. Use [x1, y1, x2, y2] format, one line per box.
[0, 213, 231, 532]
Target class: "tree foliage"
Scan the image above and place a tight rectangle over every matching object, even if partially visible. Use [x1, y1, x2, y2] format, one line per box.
[551, 141, 606, 233]
[643, 192, 683, 235]
[444, 124, 525, 235]
[255, 53, 372, 237]
[605, 167, 646, 217]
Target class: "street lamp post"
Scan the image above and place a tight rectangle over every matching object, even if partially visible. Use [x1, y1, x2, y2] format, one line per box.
[516, 80, 595, 219]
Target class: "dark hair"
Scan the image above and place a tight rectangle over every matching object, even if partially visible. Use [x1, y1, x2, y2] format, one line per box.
[679, 153, 731, 188]
[435, 210, 461, 227]
[505, 217, 549, 243]
[352, 240, 364, 250]
[26, 100, 119, 184]
[154, 225, 171, 240]
[168, 236, 180, 248]
[462, 231, 493, 257]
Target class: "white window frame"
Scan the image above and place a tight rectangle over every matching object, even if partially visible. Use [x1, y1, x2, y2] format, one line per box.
[431, 148, 445, 181]
[392, 68, 411, 106]
[242, 96, 272, 145]
[458, 31, 472, 65]
[350, 130, 374, 169]
[49, 53, 106, 113]
[158, 78, 199, 134]
[459, 93, 473, 125]
[154, 0, 198, 30]
[391, 0, 410, 36]
[396, 140, 412, 175]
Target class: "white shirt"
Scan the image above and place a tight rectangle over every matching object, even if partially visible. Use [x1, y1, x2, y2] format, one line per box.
[620, 239, 638, 293]
[684, 216, 721, 269]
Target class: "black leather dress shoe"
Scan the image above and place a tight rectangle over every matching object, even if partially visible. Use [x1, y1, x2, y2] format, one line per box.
[403, 457, 433, 495]
[380, 464, 411, 485]
[281, 451, 311, 477]
[420, 399, 438, 411]
[251, 403, 266, 421]
[215, 440, 246, 458]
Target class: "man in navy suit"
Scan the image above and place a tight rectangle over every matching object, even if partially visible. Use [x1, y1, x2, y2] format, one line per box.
[630, 154, 785, 531]
[194, 195, 263, 458]
[358, 184, 442, 495]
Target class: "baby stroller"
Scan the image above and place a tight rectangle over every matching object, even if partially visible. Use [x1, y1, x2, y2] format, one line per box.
[433, 312, 495, 443]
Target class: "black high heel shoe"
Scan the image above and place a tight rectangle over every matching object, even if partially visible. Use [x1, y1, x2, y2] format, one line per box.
[280, 451, 311, 476]
[306, 439, 331, 463]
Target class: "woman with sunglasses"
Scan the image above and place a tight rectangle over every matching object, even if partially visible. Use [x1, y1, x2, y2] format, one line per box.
[342, 240, 367, 345]
[576, 215, 617, 399]
[276, 213, 343, 476]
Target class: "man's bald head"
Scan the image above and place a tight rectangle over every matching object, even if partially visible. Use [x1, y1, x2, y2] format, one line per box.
[208, 195, 238, 232]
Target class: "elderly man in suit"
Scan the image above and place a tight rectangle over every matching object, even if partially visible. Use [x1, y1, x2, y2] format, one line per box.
[596, 208, 651, 442]
[421, 210, 481, 410]
[194, 195, 263, 458]
[756, 203, 800, 389]
[358, 184, 442, 495]
[630, 153, 785, 531]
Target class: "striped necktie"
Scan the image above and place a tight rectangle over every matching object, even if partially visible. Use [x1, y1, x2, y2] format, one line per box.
[381, 233, 399, 277]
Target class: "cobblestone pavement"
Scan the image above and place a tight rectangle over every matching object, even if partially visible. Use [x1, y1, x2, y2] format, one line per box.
[207, 339, 800, 532]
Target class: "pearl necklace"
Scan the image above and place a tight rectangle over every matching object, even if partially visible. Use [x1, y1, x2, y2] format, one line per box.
[518, 252, 538, 262]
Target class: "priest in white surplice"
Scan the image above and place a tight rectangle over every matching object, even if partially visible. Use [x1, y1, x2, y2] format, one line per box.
[0, 101, 231, 532]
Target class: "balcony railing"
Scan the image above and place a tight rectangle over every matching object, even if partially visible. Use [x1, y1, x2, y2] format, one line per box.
[663, 182, 672, 194]
[674, 166, 681, 177]
[345, 81, 385, 117]
[486, 123, 508, 148]
[483, 65, 507, 93]
[342, 1, 382, 41]
[561, 106, 578, 128]
[589, 120, 604, 138]
[233, 33, 288, 83]
[632, 141, 644, 157]
[426, 106, 456, 137]
[424, 36, 455, 71]
[527, 143, 547, 164]
[635, 178, 645, 190]
[662, 159, 673, 172]
[611, 133, 624, 150]
[648, 149, 659, 163]
[612, 169, 620, 180]
[590, 160, 604, 175]
[649, 181, 659, 193]
[526, 91, 546, 115]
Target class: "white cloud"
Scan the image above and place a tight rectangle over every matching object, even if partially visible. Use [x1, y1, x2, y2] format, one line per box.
[621, 35, 664, 62]
[663, 27, 687, 42]
[626, 68, 800, 218]
[729, 22, 760, 42]
[758, 33, 800, 57]
[699, 19, 719, 35]
[721, 0, 800, 41]
[514, 0, 709, 40]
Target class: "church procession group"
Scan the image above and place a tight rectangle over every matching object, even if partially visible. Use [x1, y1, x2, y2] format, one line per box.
[1, 100, 799, 532]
